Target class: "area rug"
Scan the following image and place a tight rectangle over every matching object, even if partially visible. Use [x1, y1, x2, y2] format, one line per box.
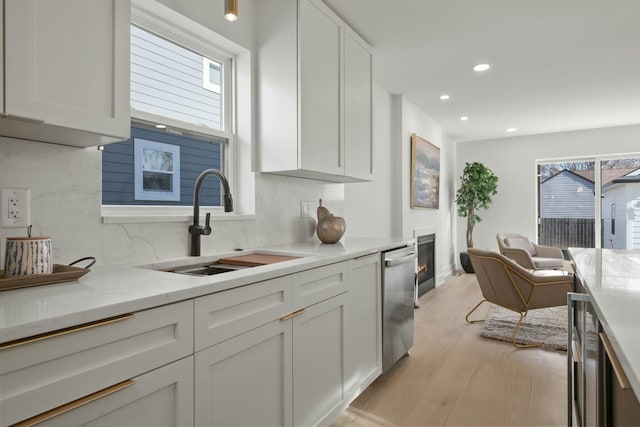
[480, 305, 567, 350]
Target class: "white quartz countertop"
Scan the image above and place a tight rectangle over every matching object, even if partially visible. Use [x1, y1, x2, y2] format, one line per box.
[0, 237, 411, 344]
[570, 248, 640, 400]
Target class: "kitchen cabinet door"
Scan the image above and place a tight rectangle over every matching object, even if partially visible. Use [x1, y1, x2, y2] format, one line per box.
[30, 356, 194, 427]
[298, 0, 343, 176]
[293, 293, 347, 427]
[344, 28, 374, 181]
[195, 320, 293, 427]
[3, 0, 130, 145]
[345, 254, 382, 400]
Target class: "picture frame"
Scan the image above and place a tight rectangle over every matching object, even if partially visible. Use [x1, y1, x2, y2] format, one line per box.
[410, 133, 440, 209]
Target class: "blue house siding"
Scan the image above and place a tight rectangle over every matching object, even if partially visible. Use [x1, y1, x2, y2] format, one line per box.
[102, 126, 223, 206]
[131, 25, 222, 130]
[540, 170, 595, 218]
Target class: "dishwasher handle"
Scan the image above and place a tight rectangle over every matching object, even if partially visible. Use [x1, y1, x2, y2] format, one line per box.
[385, 252, 416, 267]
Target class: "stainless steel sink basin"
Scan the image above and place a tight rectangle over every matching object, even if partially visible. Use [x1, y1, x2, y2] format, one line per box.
[144, 251, 310, 277]
[164, 262, 250, 276]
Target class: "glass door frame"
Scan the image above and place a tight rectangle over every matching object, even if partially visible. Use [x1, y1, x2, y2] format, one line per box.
[537, 153, 640, 249]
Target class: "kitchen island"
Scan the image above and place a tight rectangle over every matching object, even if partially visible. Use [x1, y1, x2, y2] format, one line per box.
[0, 237, 412, 427]
[570, 248, 640, 424]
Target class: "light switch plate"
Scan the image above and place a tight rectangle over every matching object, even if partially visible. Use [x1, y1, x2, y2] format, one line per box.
[1, 188, 31, 228]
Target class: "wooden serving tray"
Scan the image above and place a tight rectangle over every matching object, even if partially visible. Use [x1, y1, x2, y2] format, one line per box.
[0, 264, 91, 291]
[217, 253, 301, 267]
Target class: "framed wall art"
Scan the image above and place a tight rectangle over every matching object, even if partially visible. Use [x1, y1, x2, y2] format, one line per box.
[410, 133, 440, 209]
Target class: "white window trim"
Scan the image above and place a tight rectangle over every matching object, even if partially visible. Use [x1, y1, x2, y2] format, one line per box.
[103, 0, 249, 222]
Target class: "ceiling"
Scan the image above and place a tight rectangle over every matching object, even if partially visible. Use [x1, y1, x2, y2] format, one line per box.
[323, 0, 640, 142]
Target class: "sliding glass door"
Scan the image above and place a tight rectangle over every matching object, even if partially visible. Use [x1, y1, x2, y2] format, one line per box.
[538, 161, 596, 248]
[600, 158, 640, 249]
[537, 156, 640, 249]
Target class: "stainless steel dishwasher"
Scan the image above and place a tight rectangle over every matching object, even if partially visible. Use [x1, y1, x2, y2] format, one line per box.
[381, 244, 416, 373]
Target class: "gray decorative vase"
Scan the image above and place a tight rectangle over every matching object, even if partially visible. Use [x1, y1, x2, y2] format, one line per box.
[316, 199, 346, 244]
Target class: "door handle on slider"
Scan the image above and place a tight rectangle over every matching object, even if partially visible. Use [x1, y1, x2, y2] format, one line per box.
[280, 308, 306, 321]
[600, 332, 631, 390]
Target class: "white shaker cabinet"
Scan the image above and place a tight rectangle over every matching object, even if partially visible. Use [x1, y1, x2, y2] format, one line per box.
[293, 292, 348, 427]
[0, 300, 193, 427]
[344, 254, 382, 400]
[344, 29, 374, 181]
[256, 0, 374, 183]
[0, 0, 130, 147]
[298, 0, 343, 177]
[195, 320, 293, 427]
[194, 262, 350, 427]
[31, 357, 194, 427]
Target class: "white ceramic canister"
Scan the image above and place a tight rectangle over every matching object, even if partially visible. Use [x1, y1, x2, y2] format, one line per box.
[4, 237, 53, 276]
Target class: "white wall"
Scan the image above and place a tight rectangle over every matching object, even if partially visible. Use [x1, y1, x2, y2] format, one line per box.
[395, 96, 456, 281]
[455, 124, 640, 255]
[344, 89, 458, 283]
[344, 84, 394, 238]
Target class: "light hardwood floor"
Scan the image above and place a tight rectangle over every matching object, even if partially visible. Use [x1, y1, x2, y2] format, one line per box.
[332, 272, 567, 427]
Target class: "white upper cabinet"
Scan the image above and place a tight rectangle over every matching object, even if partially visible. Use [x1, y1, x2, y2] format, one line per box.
[344, 28, 374, 181]
[256, 0, 374, 183]
[0, 0, 130, 147]
[298, 0, 343, 177]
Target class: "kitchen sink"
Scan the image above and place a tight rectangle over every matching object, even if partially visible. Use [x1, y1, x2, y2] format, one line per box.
[165, 262, 250, 276]
[152, 251, 307, 277]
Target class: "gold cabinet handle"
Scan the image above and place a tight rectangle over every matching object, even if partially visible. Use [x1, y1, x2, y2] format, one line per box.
[0, 313, 135, 350]
[11, 379, 135, 427]
[280, 308, 306, 321]
[599, 332, 631, 390]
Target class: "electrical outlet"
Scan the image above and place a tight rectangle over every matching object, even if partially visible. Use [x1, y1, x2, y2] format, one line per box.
[1, 188, 31, 228]
[300, 200, 312, 217]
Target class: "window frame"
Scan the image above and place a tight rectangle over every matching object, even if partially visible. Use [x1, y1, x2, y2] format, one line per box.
[102, 0, 241, 222]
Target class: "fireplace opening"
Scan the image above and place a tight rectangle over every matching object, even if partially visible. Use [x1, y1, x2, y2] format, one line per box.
[417, 234, 435, 298]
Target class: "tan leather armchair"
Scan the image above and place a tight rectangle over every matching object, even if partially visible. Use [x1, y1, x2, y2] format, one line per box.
[466, 248, 573, 348]
[496, 232, 564, 270]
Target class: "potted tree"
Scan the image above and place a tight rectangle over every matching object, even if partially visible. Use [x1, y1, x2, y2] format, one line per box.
[455, 162, 499, 273]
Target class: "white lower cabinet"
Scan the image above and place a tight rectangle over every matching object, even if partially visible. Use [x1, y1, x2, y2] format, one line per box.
[194, 261, 355, 427]
[0, 300, 193, 427]
[293, 293, 347, 427]
[194, 320, 293, 427]
[344, 254, 382, 399]
[31, 356, 194, 427]
[2, 255, 383, 427]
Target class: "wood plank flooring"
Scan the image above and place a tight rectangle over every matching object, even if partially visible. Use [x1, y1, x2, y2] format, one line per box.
[331, 272, 567, 426]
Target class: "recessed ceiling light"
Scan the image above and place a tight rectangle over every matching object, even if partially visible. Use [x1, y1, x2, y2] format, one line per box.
[460, 116, 469, 121]
[506, 127, 517, 132]
[440, 94, 450, 100]
[473, 63, 491, 72]
[155, 124, 167, 129]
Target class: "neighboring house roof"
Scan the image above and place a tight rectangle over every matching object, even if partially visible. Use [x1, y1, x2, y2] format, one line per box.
[612, 175, 640, 184]
[544, 167, 640, 185]
[572, 168, 639, 185]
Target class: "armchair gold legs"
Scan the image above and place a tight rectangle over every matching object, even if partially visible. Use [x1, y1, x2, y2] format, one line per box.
[465, 299, 488, 323]
[466, 300, 543, 349]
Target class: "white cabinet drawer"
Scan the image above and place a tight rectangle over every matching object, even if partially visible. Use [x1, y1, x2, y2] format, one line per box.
[293, 262, 347, 310]
[19, 356, 194, 427]
[195, 276, 292, 351]
[0, 301, 193, 427]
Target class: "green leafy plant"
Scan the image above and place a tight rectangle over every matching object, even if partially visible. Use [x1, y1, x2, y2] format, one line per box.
[455, 162, 499, 249]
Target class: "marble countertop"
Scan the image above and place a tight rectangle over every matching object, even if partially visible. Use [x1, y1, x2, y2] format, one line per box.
[569, 248, 640, 399]
[0, 237, 411, 344]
